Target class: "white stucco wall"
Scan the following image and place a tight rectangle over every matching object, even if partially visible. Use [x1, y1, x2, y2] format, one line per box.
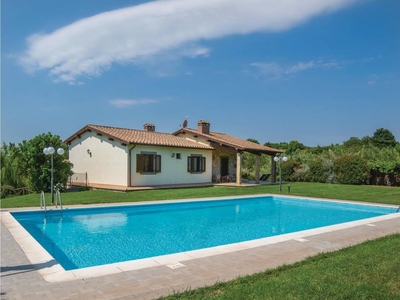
[130, 145, 212, 186]
[69, 132, 128, 186]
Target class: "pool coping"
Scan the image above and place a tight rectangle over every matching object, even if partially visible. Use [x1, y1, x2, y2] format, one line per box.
[1, 194, 399, 283]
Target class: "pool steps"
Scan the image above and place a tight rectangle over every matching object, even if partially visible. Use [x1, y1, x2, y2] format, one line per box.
[55, 190, 63, 211]
[40, 191, 46, 211]
[40, 191, 63, 214]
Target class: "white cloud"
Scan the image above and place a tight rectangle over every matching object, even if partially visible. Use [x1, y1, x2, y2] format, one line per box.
[250, 59, 344, 79]
[109, 99, 158, 108]
[68, 81, 85, 85]
[19, 0, 359, 82]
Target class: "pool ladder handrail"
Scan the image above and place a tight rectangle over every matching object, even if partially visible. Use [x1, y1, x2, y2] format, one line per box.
[397, 206, 400, 213]
[40, 191, 63, 213]
[40, 191, 47, 211]
[55, 190, 63, 211]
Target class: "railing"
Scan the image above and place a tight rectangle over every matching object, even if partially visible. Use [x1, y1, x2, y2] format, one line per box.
[41, 191, 63, 214]
[69, 172, 88, 187]
[55, 190, 63, 211]
[397, 206, 400, 213]
[40, 191, 46, 211]
[14, 187, 31, 196]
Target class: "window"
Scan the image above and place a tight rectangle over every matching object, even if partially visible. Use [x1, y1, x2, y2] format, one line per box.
[187, 155, 206, 173]
[176, 153, 181, 159]
[136, 153, 161, 174]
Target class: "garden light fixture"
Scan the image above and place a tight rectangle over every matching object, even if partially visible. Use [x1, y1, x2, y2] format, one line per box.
[43, 146, 65, 203]
[274, 155, 288, 193]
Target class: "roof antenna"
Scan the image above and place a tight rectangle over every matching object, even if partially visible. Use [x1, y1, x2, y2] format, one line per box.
[182, 116, 188, 128]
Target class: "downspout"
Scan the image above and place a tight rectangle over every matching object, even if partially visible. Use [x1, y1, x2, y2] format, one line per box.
[127, 144, 136, 187]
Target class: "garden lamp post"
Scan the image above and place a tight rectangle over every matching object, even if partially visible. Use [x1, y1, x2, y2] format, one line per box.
[43, 146, 65, 203]
[274, 155, 288, 193]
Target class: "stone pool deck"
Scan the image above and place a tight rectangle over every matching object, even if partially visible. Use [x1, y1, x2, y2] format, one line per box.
[1, 199, 400, 300]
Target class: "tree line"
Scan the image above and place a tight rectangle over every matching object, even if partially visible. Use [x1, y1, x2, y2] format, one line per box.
[1, 128, 399, 198]
[1, 133, 72, 198]
[242, 128, 400, 186]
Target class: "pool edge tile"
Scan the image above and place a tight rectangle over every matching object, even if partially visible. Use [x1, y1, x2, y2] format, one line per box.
[3, 197, 400, 283]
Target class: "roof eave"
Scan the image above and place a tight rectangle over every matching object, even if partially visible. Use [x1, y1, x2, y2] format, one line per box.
[177, 128, 282, 154]
[64, 124, 129, 146]
[133, 142, 213, 150]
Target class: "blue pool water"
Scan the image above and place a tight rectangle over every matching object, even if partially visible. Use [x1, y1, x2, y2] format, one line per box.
[12, 196, 395, 270]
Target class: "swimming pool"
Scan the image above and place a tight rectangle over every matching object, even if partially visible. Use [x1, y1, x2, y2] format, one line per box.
[11, 195, 396, 271]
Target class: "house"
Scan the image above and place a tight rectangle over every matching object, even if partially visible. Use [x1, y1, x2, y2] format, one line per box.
[173, 120, 283, 184]
[64, 120, 283, 188]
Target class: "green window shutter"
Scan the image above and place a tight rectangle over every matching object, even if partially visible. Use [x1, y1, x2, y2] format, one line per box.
[136, 154, 144, 173]
[187, 156, 192, 172]
[201, 157, 206, 172]
[155, 155, 161, 173]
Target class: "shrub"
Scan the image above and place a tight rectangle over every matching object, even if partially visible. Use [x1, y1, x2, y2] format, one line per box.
[281, 159, 300, 182]
[323, 159, 337, 183]
[241, 171, 255, 181]
[1, 185, 15, 199]
[369, 161, 400, 186]
[292, 164, 310, 182]
[309, 159, 327, 183]
[333, 155, 370, 185]
[309, 158, 337, 183]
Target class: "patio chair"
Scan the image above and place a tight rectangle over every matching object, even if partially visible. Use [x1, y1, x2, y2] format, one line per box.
[215, 174, 221, 183]
[223, 175, 231, 182]
[259, 173, 271, 181]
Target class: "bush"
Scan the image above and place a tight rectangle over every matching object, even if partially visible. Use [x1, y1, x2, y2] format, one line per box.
[1, 185, 15, 199]
[281, 159, 300, 182]
[369, 161, 400, 186]
[333, 155, 370, 185]
[309, 159, 327, 183]
[309, 158, 337, 183]
[292, 164, 310, 182]
[241, 171, 255, 181]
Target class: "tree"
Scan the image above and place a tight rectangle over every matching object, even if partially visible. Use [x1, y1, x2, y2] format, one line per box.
[264, 142, 288, 151]
[343, 137, 363, 149]
[361, 135, 372, 146]
[371, 128, 397, 148]
[17, 133, 73, 192]
[247, 138, 260, 144]
[1, 142, 28, 197]
[286, 140, 305, 155]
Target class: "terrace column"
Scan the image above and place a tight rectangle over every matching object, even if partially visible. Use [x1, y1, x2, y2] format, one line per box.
[271, 156, 276, 183]
[236, 152, 242, 185]
[255, 154, 260, 184]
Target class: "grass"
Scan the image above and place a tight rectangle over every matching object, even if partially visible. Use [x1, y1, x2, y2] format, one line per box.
[162, 234, 400, 300]
[1, 182, 399, 299]
[1, 182, 400, 208]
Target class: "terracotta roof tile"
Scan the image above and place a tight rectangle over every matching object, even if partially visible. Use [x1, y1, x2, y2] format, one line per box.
[176, 128, 283, 154]
[65, 125, 214, 150]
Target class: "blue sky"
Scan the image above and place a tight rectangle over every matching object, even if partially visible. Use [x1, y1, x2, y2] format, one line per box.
[2, 0, 399, 146]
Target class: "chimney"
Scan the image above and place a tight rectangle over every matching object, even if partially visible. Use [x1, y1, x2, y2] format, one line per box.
[197, 120, 210, 134]
[143, 123, 155, 132]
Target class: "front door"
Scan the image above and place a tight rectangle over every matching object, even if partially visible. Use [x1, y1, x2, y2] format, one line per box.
[220, 157, 229, 176]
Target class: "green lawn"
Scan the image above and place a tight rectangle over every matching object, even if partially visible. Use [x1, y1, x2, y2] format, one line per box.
[1, 182, 400, 208]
